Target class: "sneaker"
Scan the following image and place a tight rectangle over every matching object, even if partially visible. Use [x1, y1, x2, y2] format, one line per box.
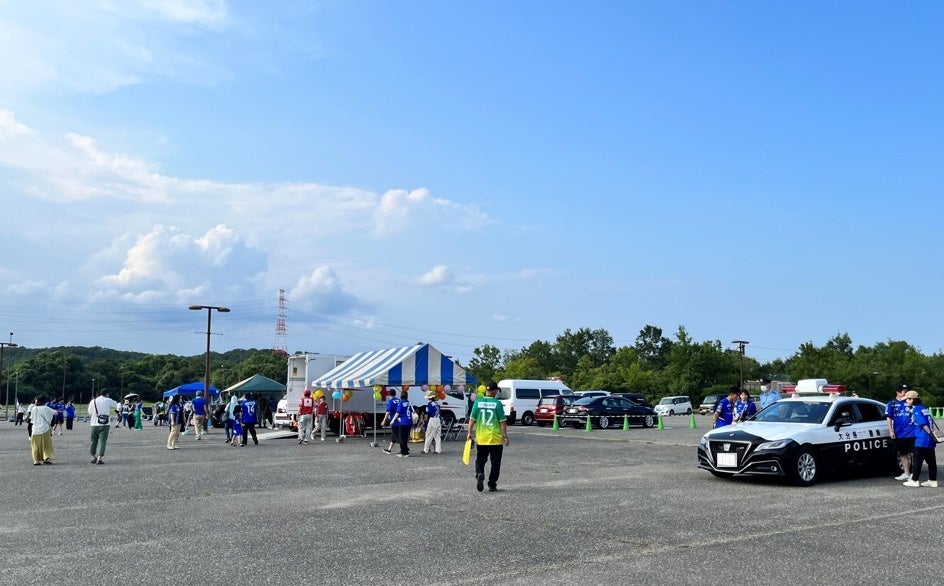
[488, 486, 498, 492]
[302, 441, 308, 445]
[167, 447, 175, 450]
[903, 479, 920, 487]
[476, 472, 484, 492]
[894, 473, 910, 481]
[382, 448, 392, 455]
[920, 480, 939, 487]
[298, 439, 304, 444]
[95, 460, 104, 465]
[396, 454, 404, 458]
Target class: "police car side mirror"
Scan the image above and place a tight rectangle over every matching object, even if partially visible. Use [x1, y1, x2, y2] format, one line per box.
[832, 418, 852, 431]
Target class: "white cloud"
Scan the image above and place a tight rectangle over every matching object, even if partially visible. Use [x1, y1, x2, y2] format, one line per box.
[417, 265, 454, 287]
[373, 188, 490, 237]
[290, 266, 360, 314]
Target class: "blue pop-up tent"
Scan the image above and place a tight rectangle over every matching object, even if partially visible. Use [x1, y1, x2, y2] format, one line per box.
[163, 381, 220, 398]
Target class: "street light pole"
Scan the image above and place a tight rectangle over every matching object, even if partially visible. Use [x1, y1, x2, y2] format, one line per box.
[1, 332, 18, 422]
[868, 371, 880, 395]
[189, 305, 231, 415]
[732, 340, 749, 391]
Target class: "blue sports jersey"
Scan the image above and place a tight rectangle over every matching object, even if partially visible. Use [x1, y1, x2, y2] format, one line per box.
[735, 399, 756, 421]
[715, 398, 735, 426]
[168, 403, 180, 423]
[913, 406, 936, 449]
[240, 400, 257, 425]
[231, 419, 243, 436]
[394, 400, 413, 426]
[427, 401, 440, 418]
[192, 396, 207, 416]
[885, 399, 915, 438]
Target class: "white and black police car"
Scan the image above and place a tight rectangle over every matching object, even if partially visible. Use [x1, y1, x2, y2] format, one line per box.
[697, 379, 897, 486]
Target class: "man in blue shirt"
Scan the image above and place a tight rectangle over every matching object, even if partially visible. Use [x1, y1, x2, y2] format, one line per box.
[886, 384, 915, 481]
[758, 378, 781, 410]
[393, 389, 413, 457]
[191, 391, 208, 440]
[713, 388, 739, 428]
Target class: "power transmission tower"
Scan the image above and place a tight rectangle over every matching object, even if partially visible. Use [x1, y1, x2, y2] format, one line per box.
[273, 289, 288, 356]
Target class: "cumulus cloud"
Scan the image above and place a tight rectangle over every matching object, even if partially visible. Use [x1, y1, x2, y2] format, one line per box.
[94, 224, 265, 303]
[290, 266, 361, 314]
[417, 265, 454, 287]
[373, 188, 490, 237]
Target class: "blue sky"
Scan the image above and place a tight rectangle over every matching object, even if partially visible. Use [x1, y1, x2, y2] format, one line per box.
[1, 1, 942, 365]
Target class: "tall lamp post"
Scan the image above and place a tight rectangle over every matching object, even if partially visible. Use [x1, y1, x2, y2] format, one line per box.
[868, 371, 880, 395]
[732, 340, 749, 391]
[189, 305, 231, 411]
[2, 332, 18, 422]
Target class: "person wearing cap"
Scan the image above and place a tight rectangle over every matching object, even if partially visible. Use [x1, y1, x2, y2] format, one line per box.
[191, 390, 208, 440]
[758, 378, 780, 410]
[467, 381, 509, 492]
[422, 388, 443, 455]
[886, 384, 915, 481]
[902, 390, 938, 487]
[297, 389, 314, 445]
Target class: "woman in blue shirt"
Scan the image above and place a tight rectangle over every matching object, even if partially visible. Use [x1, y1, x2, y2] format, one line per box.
[903, 391, 937, 488]
[735, 390, 757, 423]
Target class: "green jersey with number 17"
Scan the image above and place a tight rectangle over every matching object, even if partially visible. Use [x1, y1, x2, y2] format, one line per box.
[470, 396, 506, 445]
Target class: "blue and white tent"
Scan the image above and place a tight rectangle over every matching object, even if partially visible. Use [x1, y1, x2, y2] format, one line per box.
[310, 343, 477, 389]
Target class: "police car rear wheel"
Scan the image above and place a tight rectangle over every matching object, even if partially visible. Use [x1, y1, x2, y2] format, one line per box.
[790, 447, 819, 487]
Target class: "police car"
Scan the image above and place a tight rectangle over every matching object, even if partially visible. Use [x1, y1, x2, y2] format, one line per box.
[697, 379, 897, 486]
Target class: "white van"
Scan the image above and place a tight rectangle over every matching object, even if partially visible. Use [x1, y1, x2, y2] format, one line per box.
[495, 379, 573, 425]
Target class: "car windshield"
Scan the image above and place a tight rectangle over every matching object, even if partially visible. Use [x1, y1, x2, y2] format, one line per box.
[753, 401, 829, 424]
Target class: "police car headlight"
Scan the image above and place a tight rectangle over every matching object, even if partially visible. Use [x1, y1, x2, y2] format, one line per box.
[698, 436, 708, 448]
[756, 440, 790, 451]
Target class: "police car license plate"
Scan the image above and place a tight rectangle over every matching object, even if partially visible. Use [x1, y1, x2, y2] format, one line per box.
[717, 453, 737, 467]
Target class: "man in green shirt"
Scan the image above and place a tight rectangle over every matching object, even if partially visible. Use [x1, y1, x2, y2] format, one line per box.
[467, 381, 509, 492]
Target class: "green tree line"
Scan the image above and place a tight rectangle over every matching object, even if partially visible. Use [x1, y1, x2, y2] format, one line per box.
[465, 326, 943, 406]
[0, 346, 286, 404]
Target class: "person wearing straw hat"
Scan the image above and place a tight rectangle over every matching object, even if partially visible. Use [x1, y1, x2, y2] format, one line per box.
[423, 388, 443, 455]
[902, 390, 938, 487]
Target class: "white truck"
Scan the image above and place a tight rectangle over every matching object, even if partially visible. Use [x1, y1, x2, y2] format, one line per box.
[275, 353, 351, 430]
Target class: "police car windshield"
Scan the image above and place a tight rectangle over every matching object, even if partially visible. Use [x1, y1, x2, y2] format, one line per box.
[754, 401, 828, 424]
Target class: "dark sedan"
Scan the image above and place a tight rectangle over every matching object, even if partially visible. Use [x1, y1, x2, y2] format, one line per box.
[559, 396, 656, 429]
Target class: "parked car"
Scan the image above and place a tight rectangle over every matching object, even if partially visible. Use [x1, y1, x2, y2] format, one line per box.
[558, 396, 656, 429]
[575, 390, 610, 398]
[698, 394, 726, 415]
[654, 396, 693, 417]
[611, 392, 652, 407]
[534, 395, 579, 427]
[141, 406, 154, 421]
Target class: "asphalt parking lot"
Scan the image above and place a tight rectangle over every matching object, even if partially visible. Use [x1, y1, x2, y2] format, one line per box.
[3, 414, 943, 585]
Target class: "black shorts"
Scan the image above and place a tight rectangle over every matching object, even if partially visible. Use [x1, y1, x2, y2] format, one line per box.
[894, 436, 915, 456]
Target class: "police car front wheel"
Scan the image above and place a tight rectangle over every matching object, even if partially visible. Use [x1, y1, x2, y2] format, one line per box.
[790, 447, 819, 487]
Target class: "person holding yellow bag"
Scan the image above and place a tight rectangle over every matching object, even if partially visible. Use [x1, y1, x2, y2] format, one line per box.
[467, 381, 509, 492]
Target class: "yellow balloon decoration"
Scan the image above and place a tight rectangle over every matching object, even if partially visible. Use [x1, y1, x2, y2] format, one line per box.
[373, 385, 383, 393]
[477, 384, 486, 398]
[313, 390, 324, 399]
[373, 392, 382, 401]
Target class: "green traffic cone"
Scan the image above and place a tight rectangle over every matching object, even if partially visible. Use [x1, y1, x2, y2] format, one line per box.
[585, 414, 592, 432]
[552, 414, 559, 430]
[657, 415, 664, 430]
[622, 415, 629, 431]
[689, 413, 697, 429]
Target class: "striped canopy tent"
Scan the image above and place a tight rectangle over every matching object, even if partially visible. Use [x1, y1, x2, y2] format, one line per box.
[310, 343, 477, 389]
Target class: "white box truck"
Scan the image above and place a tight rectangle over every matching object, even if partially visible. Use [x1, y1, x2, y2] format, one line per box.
[275, 353, 351, 429]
